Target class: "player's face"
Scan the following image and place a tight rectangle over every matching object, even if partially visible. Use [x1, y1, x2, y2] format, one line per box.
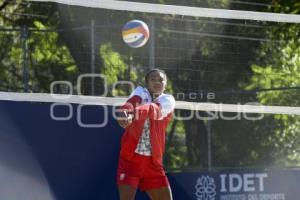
[146, 71, 167, 96]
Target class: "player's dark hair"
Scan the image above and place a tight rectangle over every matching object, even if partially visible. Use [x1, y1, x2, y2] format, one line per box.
[145, 68, 167, 82]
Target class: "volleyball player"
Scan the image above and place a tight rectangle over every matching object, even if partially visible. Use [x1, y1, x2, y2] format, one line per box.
[116, 69, 175, 200]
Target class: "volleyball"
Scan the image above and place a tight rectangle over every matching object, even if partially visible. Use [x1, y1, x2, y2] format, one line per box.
[122, 20, 150, 48]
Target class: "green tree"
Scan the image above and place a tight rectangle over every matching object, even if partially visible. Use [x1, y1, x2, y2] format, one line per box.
[5, 0, 296, 170]
[100, 43, 138, 96]
[55, 0, 276, 169]
[245, 1, 300, 166]
[0, 1, 76, 92]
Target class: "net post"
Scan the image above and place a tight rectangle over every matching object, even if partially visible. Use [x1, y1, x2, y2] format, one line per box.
[207, 118, 212, 171]
[90, 19, 95, 95]
[149, 17, 155, 69]
[21, 25, 29, 92]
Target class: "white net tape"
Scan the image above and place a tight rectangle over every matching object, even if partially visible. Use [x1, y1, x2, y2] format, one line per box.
[28, 0, 300, 23]
[1, 92, 299, 115]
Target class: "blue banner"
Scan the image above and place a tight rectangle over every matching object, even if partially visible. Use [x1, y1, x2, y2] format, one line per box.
[0, 100, 299, 200]
[169, 169, 300, 200]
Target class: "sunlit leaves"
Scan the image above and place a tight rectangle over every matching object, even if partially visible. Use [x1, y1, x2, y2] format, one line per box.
[246, 2, 300, 165]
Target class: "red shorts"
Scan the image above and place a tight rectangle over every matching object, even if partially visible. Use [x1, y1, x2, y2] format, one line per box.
[116, 153, 169, 191]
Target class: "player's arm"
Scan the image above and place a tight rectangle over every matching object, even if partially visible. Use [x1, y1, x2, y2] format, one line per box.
[134, 94, 175, 121]
[155, 94, 175, 118]
[116, 87, 143, 128]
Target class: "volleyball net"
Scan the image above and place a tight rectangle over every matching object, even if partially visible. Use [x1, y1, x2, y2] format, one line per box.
[1, 91, 299, 115]
[1, 1, 300, 199]
[1, 0, 300, 169]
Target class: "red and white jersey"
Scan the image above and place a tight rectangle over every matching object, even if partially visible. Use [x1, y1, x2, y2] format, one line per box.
[118, 86, 175, 166]
[128, 86, 175, 117]
[129, 86, 175, 156]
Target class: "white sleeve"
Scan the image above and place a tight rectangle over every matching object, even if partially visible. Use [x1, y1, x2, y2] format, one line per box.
[129, 86, 144, 98]
[157, 94, 175, 118]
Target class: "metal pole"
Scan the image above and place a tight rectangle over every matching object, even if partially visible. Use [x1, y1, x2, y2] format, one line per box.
[21, 26, 29, 92]
[149, 18, 155, 69]
[91, 19, 95, 95]
[207, 119, 212, 170]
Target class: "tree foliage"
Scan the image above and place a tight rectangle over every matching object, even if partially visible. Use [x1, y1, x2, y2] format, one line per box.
[0, 1, 76, 92]
[245, 1, 300, 166]
[1, 0, 299, 169]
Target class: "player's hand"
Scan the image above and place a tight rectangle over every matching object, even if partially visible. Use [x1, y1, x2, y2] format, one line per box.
[117, 111, 133, 128]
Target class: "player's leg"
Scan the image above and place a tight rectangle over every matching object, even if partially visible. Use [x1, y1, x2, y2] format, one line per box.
[118, 184, 137, 200]
[141, 157, 172, 200]
[146, 186, 173, 200]
[117, 154, 143, 200]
